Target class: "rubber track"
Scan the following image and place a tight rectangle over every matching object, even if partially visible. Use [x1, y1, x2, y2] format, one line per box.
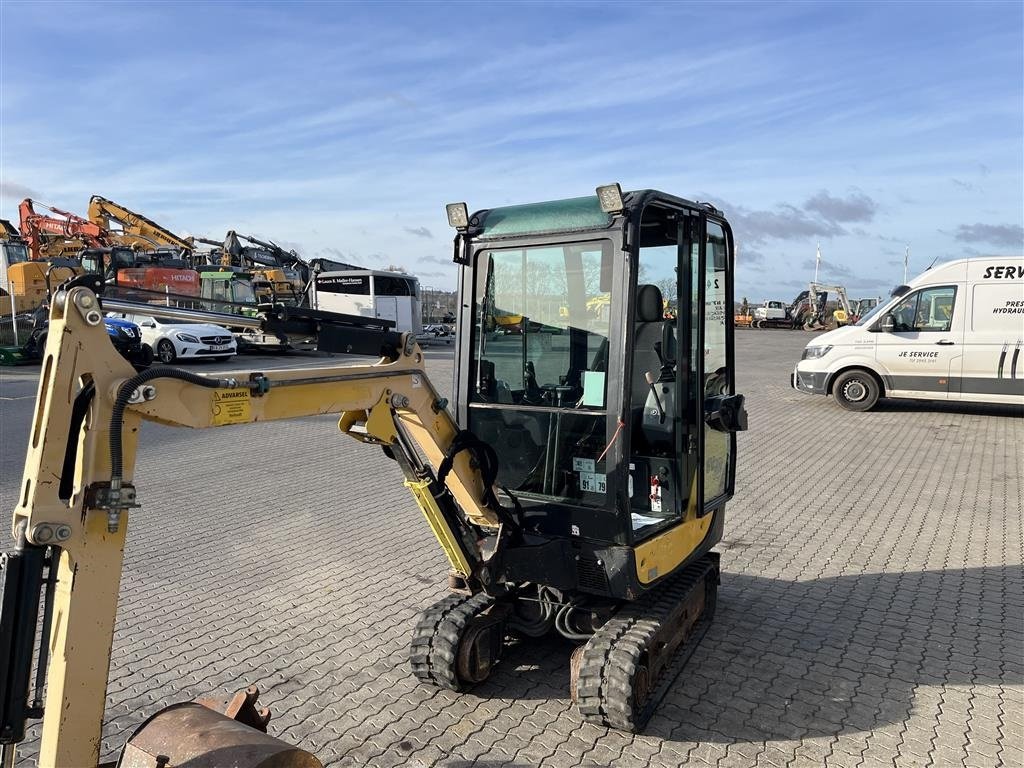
[409, 592, 492, 691]
[575, 555, 718, 732]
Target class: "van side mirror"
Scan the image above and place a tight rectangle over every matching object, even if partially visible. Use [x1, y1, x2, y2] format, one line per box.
[880, 314, 895, 333]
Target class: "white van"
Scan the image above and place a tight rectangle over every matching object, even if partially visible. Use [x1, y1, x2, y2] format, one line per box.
[792, 257, 1023, 410]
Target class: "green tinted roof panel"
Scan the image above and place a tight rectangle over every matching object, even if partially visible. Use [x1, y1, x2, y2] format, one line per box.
[475, 195, 612, 239]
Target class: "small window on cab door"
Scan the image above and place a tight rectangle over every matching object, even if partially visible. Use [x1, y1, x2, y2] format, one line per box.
[890, 286, 957, 332]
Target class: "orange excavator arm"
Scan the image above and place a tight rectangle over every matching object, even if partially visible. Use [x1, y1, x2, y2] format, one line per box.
[18, 199, 106, 260]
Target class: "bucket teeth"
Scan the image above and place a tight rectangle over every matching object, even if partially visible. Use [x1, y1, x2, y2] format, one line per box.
[196, 685, 272, 732]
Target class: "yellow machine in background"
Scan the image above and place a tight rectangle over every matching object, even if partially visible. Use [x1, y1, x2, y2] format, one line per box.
[0, 219, 79, 314]
[87, 195, 194, 257]
[2, 186, 747, 766]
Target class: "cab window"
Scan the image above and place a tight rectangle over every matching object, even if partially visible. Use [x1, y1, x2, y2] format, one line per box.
[890, 286, 956, 332]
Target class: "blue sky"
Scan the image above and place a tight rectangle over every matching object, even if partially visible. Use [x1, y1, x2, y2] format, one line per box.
[1, 1, 1021, 301]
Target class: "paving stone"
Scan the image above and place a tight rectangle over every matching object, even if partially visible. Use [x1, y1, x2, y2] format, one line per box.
[0, 335, 1019, 768]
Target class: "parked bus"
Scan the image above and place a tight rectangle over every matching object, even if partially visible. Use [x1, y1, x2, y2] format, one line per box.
[308, 269, 423, 334]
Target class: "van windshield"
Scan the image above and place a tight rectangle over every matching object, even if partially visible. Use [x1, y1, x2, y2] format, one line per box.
[855, 302, 887, 326]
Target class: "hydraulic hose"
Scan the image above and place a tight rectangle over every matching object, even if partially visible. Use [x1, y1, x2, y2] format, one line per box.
[109, 366, 240, 485]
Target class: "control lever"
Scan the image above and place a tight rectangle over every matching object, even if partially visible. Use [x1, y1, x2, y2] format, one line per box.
[645, 371, 665, 423]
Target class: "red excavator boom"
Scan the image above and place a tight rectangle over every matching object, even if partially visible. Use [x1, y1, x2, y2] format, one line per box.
[18, 198, 106, 260]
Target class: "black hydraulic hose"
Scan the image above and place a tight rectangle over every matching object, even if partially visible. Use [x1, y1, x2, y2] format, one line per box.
[997, 342, 1008, 379]
[1012, 340, 1021, 380]
[58, 383, 96, 500]
[109, 366, 239, 483]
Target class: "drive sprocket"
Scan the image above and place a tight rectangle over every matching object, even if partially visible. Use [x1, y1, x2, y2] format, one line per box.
[409, 591, 501, 691]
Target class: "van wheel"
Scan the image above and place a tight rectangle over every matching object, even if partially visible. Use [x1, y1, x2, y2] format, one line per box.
[833, 370, 879, 411]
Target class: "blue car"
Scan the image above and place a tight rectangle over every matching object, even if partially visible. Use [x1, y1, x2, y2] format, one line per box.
[102, 317, 154, 368]
[21, 307, 153, 369]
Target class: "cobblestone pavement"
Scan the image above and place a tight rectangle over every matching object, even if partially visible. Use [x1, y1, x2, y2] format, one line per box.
[1, 331, 1021, 767]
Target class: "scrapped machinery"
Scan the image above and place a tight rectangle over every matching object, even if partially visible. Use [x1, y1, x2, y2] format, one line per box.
[86, 195, 194, 258]
[1, 186, 747, 767]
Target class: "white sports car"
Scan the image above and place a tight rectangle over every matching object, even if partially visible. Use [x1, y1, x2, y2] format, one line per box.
[109, 313, 237, 363]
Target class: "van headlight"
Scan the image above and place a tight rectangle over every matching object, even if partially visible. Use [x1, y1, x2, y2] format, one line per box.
[801, 345, 833, 360]
[177, 332, 200, 344]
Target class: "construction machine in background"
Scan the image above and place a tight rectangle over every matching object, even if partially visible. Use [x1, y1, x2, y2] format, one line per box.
[4, 210, 82, 314]
[78, 246, 201, 301]
[751, 284, 848, 330]
[849, 296, 880, 323]
[223, 231, 305, 303]
[804, 282, 853, 330]
[86, 195, 194, 258]
[196, 266, 292, 350]
[18, 198, 105, 262]
[751, 294, 809, 329]
[0, 185, 747, 767]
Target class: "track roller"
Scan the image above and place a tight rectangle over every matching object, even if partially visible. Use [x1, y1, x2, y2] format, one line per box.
[571, 554, 719, 732]
[409, 592, 506, 691]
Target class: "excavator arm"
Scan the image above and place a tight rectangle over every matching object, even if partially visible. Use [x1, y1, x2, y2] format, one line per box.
[87, 195, 193, 256]
[2, 281, 506, 767]
[18, 199, 106, 260]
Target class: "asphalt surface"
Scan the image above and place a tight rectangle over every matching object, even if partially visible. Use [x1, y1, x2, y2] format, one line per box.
[0, 330, 1021, 768]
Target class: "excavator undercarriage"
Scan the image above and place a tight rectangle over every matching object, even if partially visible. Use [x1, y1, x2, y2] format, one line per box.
[1, 186, 746, 767]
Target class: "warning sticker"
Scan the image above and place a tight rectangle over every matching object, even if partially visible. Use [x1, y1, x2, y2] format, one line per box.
[211, 388, 251, 426]
[580, 472, 607, 494]
[573, 457, 595, 473]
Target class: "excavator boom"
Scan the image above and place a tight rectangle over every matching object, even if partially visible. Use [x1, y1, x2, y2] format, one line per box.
[1, 274, 516, 765]
[87, 196, 193, 256]
[18, 199, 105, 260]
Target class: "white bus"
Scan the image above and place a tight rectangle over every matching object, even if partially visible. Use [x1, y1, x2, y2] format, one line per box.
[793, 256, 1024, 410]
[308, 269, 423, 335]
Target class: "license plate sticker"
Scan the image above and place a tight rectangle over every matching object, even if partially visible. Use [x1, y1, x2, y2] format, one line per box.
[580, 472, 606, 494]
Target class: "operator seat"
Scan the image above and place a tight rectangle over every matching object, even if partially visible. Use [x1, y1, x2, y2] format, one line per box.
[632, 284, 665, 409]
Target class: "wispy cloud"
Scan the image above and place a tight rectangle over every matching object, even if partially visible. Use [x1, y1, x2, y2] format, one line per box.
[953, 223, 1023, 247]
[0, 181, 41, 200]
[404, 226, 433, 239]
[803, 190, 877, 224]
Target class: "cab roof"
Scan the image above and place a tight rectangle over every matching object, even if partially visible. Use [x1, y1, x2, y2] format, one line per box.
[470, 189, 715, 241]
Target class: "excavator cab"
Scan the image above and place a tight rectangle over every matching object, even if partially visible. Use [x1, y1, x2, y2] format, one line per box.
[408, 186, 748, 730]
[450, 187, 745, 598]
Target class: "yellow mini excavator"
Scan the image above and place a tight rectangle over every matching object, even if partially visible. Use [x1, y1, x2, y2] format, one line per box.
[1, 185, 747, 767]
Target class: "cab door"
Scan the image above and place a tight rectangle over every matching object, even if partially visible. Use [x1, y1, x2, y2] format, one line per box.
[874, 285, 963, 399]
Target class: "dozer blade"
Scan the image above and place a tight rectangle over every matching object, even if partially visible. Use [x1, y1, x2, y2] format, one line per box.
[571, 553, 719, 732]
[119, 686, 322, 768]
